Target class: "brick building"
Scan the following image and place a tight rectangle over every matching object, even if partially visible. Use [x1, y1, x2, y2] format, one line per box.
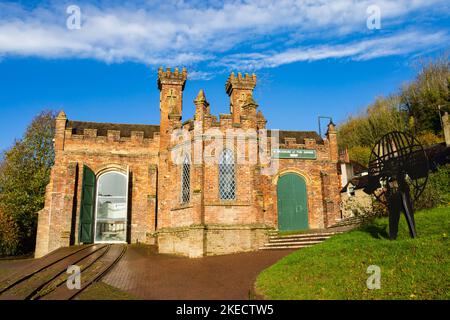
[35, 68, 341, 258]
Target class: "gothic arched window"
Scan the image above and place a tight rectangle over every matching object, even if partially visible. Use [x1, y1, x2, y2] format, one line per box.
[219, 149, 236, 200]
[181, 155, 191, 204]
[95, 171, 128, 243]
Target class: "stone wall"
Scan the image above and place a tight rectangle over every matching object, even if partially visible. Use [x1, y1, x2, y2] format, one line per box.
[157, 224, 269, 257]
[259, 124, 341, 230]
[157, 225, 205, 258]
[205, 225, 269, 256]
[341, 189, 374, 218]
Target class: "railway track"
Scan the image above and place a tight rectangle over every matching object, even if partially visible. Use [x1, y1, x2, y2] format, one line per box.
[0, 244, 126, 300]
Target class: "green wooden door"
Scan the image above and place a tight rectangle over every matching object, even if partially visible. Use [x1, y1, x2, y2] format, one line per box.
[277, 173, 308, 231]
[79, 165, 95, 243]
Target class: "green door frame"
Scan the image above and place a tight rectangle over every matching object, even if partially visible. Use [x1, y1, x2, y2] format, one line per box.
[277, 173, 309, 231]
[78, 165, 95, 244]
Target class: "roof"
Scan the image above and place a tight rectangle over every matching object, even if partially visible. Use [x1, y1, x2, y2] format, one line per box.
[66, 121, 325, 144]
[268, 130, 324, 145]
[424, 142, 449, 170]
[67, 121, 160, 139]
[350, 160, 368, 175]
[341, 175, 369, 192]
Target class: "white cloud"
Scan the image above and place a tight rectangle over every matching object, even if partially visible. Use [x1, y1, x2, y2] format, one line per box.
[0, 0, 448, 72]
[189, 70, 215, 80]
[216, 30, 449, 70]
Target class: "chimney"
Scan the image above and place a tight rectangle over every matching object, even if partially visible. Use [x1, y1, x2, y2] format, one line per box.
[225, 72, 257, 124]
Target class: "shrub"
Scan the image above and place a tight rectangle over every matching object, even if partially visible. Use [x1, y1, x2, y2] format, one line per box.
[416, 130, 444, 147]
[414, 164, 450, 210]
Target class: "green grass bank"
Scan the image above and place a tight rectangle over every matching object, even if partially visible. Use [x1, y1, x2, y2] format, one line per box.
[256, 206, 450, 300]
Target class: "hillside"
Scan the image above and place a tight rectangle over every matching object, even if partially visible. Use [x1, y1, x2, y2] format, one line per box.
[256, 206, 450, 300]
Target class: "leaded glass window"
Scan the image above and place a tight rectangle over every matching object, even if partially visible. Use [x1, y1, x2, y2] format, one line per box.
[219, 149, 236, 200]
[181, 155, 190, 203]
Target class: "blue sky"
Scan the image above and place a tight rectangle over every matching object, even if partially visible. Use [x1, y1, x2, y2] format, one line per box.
[0, 0, 449, 151]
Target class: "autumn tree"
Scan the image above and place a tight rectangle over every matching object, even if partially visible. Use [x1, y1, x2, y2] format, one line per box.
[337, 95, 407, 165]
[401, 55, 450, 135]
[0, 110, 56, 255]
[338, 54, 449, 165]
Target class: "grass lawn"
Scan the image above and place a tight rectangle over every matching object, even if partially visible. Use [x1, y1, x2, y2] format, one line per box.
[256, 206, 450, 300]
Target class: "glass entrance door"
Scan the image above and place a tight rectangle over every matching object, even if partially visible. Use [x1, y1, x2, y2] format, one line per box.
[94, 171, 128, 243]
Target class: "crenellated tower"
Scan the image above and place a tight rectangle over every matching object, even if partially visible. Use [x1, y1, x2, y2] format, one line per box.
[225, 72, 257, 124]
[156, 67, 187, 230]
[157, 67, 187, 150]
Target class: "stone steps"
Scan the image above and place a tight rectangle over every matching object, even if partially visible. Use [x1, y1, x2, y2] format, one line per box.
[260, 230, 342, 250]
[260, 244, 315, 250]
[268, 237, 330, 243]
[269, 231, 338, 240]
[261, 216, 373, 250]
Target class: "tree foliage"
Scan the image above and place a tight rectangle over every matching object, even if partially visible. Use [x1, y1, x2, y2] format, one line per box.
[0, 111, 56, 256]
[337, 95, 407, 165]
[401, 55, 450, 135]
[338, 54, 450, 166]
[414, 164, 450, 210]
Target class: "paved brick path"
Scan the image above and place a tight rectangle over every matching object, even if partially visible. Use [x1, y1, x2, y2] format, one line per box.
[103, 245, 293, 300]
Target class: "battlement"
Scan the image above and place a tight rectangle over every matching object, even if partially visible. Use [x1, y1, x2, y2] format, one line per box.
[225, 72, 257, 95]
[267, 130, 325, 146]
[64, 120, 160, 146]
[157, 67, 187, 90]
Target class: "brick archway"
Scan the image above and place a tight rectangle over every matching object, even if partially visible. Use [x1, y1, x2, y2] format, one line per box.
[272, 168, 312, 185]
[94, 163, 128, 177]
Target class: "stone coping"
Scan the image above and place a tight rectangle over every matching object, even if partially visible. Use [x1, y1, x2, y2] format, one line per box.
[62, 150, 158, 157]
[170, 203, 194, 211]
[156, 223, 271, 234]
[204, 201, 251, 207]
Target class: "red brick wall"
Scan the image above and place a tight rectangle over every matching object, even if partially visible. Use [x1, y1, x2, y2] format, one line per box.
[36, 69, 342, 258]
[35, 119, 160, 257]
[260, 148, 340, 229]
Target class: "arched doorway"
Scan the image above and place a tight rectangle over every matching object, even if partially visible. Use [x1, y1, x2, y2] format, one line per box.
[94, 171, 128, 243]
[277, 173, 309, 231]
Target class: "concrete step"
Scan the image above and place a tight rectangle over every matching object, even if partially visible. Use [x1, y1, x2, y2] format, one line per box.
[268, 236, 331, 243]
[260, 244, 314, 250]
[261, 229, 344, 251]
[269, 231, 339, 240]
[263, 240, 324, 247]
